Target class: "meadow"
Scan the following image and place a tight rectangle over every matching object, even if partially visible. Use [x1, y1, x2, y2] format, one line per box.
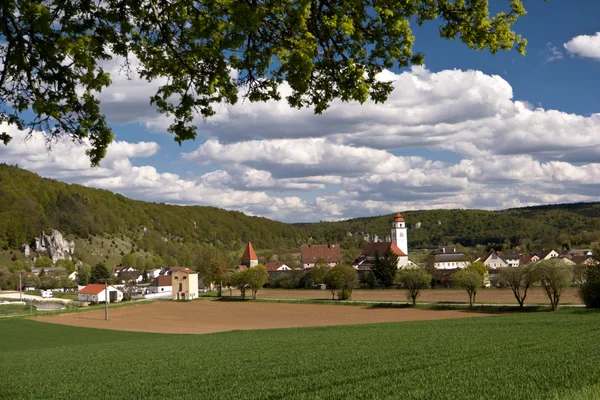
[1, 310, 600, 399]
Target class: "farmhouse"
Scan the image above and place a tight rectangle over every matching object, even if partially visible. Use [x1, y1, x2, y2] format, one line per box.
[78, 284, 123, 303]
[300, 244, 341, 268]
[172, 269, 199, 300]
[147, 275, 172, 294]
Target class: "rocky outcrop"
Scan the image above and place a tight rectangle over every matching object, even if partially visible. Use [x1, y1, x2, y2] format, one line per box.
[22, 229, 75, 262]
[20, 244, 31, 257]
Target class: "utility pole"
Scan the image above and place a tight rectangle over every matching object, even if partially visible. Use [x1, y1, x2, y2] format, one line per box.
[99, 278, 110, 321]
[104, 280, 109, 321]
[19, 271, 22, 302]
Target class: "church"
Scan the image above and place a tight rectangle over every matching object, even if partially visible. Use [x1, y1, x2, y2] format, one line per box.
[354, 213, 410, 269]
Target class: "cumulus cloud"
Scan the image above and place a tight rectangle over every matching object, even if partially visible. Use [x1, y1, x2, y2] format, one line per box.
[564, 32, 600, 60]
[4, 59, 600, 222]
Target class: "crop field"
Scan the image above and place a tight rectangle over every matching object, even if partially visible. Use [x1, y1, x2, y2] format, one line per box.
[229, 287, 583, 305]
[2, 310, 600, 399]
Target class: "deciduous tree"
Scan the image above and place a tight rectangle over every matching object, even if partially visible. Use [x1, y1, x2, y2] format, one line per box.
[35, 256, 53, 270]
[536, 259, 574, 310]
[579, 265, 600, 309]
[500, 265, 538, 309]
[454, 269, 483, 308]
[0, 1, 528, 164]
[324, 264, 358, 300]
[395, 268, 432, 306]
[230, 270, 250, 300]
[247, 264, 269, 299]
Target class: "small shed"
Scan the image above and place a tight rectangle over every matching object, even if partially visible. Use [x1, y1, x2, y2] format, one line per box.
[78, 284, 123, 303]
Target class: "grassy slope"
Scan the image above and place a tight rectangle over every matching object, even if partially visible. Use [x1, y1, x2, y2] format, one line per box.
[1, 311, 600, 399]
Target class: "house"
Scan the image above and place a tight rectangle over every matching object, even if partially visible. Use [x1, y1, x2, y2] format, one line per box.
[240, 242, 258, 268]
[499, 251, 520, 268]
[519, 254, 539, 266]
[477, 250, 507, 269]
[536, 249, 559, 261]
[569, 249, 593, 257]
[264, 262, 292, 272]
[172, 269, 199, 300]
[148, 268, 162, 279]
[433, 246, 470, 270]
[77, 284, 123, 303]
[147, 275, 172, 294]
[571, 255, 598, 266]
[355, 242, 409, 270]
[31, 267, 66, 275]
[300, 244, 341, 268]
[112, 265, 136, 277]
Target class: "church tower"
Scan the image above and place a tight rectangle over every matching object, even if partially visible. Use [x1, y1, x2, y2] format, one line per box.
[241, 242, 258, 268]
[391, 213, 408, 257]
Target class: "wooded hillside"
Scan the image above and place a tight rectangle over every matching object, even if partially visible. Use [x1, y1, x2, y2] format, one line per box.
[2, 164, 600, 260]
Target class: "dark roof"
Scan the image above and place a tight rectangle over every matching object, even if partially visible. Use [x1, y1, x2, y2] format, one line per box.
[536, 249, 556, 259]
[571, 255, 597, 265]
[150, 275, 172, 287]
[434, 253, 468, 263]
[362, 242, 407, 257]
[300, 244, 342, 263]
[435, 246, 464, 255]
[241, 242, 258, 261]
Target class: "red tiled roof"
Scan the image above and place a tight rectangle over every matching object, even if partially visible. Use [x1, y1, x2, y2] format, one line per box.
[236, 265, 248, 271]
[264, 262, 287, 272]
[241, 242, 258, 261]
[151, 275, 172, 287]
[78, 284, 111, 295]
[300, 244, 342, 263]
[393, 212, 404, 222]
[362, 242, 407, 257]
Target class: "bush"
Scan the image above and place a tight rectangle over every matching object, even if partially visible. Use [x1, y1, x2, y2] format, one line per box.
[337, 288, 352, 300]
[579, 267, 600, 308]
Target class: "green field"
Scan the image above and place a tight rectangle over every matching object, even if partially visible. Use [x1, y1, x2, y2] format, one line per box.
[1, 311, 600, 399]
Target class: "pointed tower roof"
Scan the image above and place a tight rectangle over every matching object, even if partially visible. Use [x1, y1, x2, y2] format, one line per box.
[393, 212, 404, 222]
[241, 242, 258, 261]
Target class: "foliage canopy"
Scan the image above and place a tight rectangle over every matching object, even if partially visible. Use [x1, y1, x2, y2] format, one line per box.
[0, 0, 527, 164]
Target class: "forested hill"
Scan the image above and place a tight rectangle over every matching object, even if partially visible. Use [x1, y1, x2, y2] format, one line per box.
[2, 164, 600, 257]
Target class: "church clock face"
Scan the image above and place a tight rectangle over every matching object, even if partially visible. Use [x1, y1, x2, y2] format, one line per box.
[399, 232, 404, 237]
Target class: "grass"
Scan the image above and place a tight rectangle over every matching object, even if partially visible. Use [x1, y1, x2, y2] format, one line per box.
[1, 310, 600, 399]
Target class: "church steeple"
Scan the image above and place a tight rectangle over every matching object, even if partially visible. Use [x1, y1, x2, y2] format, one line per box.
[391, 213, 408, 256]
[241, 242, 258, 267]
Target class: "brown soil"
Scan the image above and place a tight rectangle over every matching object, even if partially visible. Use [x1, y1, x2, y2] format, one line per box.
[36, 301, 497, 334]
[227, 287, 582, 304]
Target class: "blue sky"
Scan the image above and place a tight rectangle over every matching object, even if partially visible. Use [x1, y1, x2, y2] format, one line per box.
[2, 1, 600, 222]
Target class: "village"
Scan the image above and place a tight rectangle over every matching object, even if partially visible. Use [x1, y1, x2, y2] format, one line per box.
[12, 213, 594, 305]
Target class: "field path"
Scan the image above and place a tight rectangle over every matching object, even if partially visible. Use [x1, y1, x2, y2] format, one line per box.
[35, 300, 500, 334]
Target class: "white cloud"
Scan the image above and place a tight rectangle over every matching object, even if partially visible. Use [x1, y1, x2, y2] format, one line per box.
[542, 42, 564, 62]
[564, 32, 600, 60]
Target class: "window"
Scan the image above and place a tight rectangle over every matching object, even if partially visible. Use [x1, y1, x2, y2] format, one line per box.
[179, 283, 182, 292]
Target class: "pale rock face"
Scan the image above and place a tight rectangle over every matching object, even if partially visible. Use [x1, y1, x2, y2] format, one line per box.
[20, 244, 31, 258]
[25, 229, 75, 262]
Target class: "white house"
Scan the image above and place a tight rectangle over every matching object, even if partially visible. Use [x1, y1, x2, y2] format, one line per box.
[537, 249, 559, 260]
[148, 268, 162, 279]
[172, 269, 199, 300]
[264, 262, 292, 272]
[77, 284, 123, 303]
[477, 250, 507, 269]
[147, 275, 172, 294]
[434, 246, 470, 270]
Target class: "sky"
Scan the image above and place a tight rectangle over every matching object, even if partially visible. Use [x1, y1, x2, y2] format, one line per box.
[1, 1, 600, 223]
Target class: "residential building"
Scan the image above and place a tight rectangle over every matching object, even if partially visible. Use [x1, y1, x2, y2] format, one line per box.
[147, 275, 172, 294]
[433, 246, 470, 270]
[477, 250, 507, 269]
[300, 244, 341, 268]
[77, 284, 123, 303]
[536, 249, 559, 260]
[500, 251, 520, 268]
[31, 267, 66, 275]
[172, 269, 199, 300]
[264, 262, 292, 272]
